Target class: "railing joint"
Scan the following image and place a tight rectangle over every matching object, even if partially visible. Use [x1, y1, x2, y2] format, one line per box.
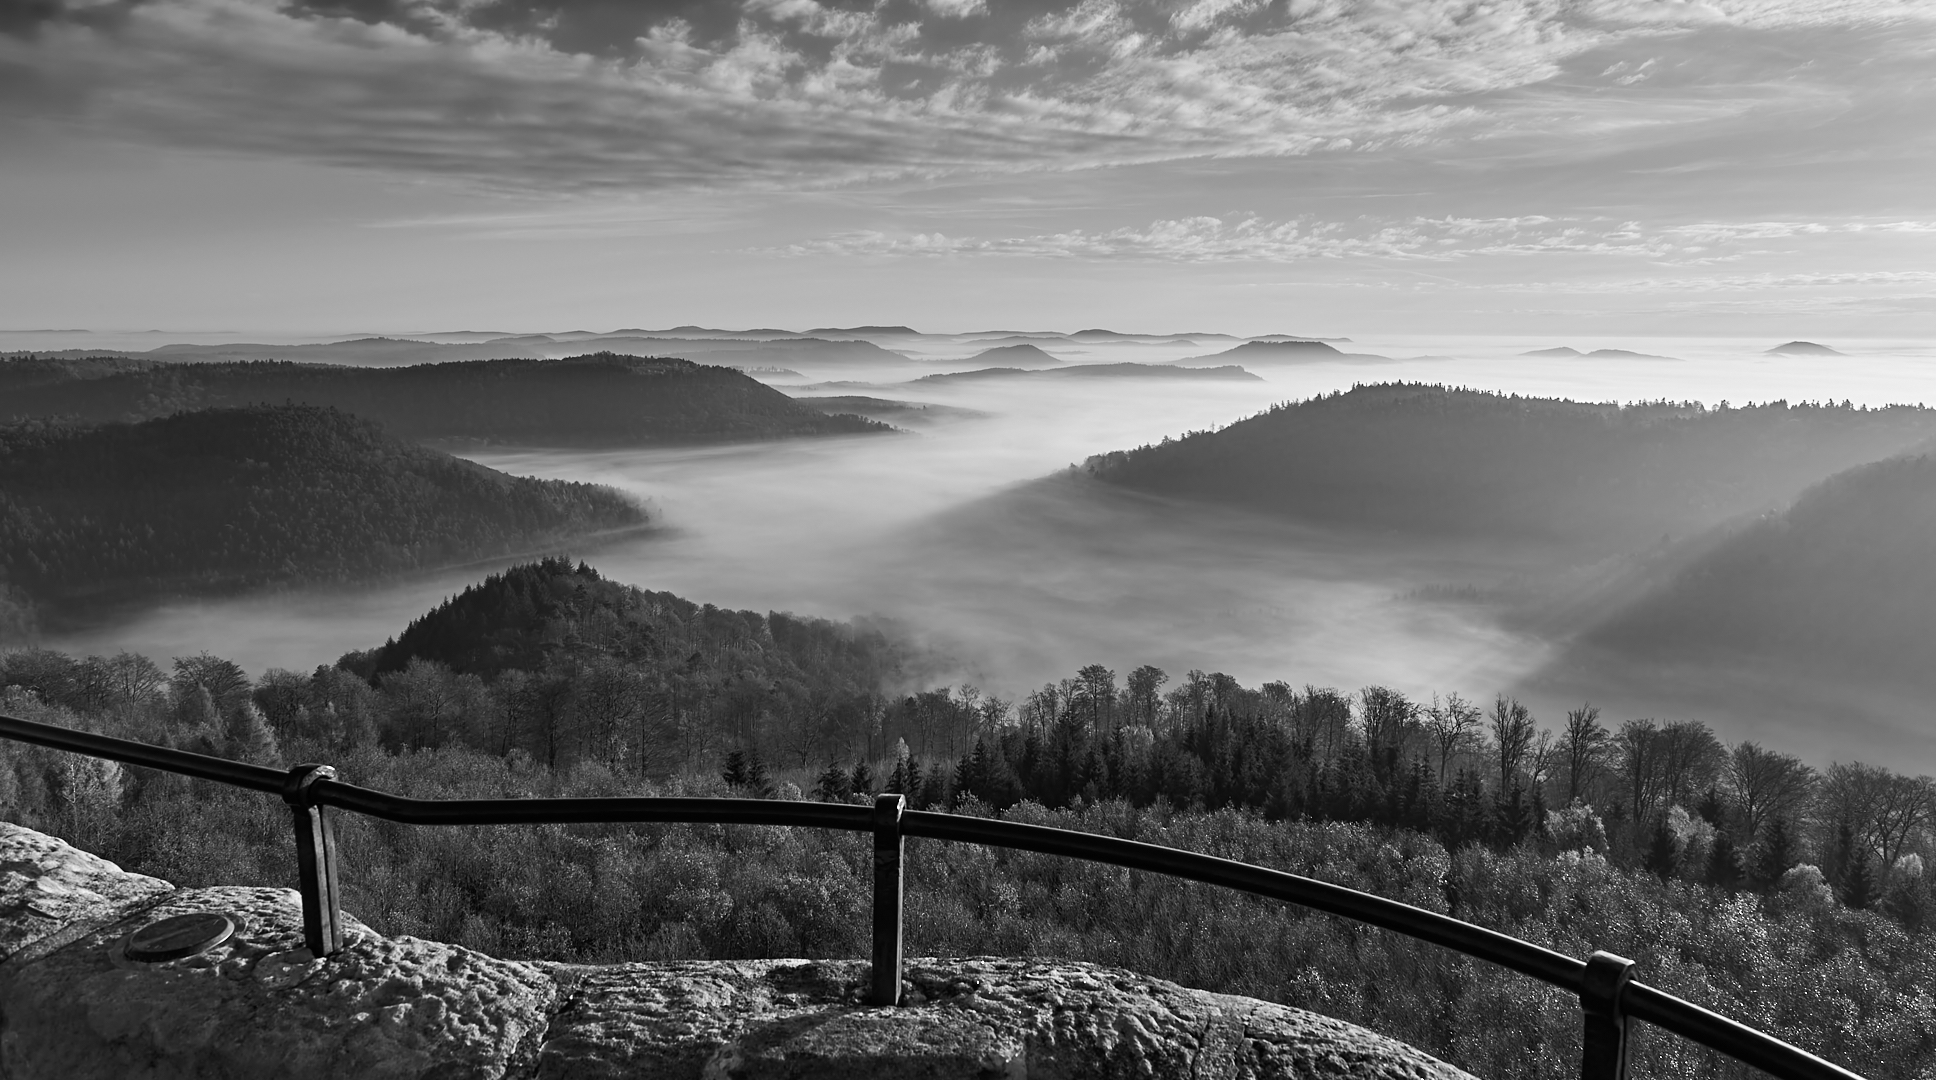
[282, 763, 345, 958]
[1580, 950, 1637, 1080]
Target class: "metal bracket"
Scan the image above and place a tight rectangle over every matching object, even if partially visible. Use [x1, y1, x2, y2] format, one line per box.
[282, 763, 344, 958]
[870, 793, 906, 1006]
[1580, 951, 1637, 1080]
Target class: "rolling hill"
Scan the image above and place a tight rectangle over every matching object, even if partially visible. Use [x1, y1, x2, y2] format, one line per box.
[0, 353, 889, 446]
[962, 343, 1064, 368]
[1080, 383, 1936, 559]
[0, 405, 647, 624]
[1576, 449, 1936, 684]
[1170, 340, 1397, 367]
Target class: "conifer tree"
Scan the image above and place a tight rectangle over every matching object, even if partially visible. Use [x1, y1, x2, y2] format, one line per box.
[722, 749, 750, 789]
[1706, 829, 1743, 890]
[1842, 849, 1878, 910]
[1644, 818, 1681, 881]
[814, 762, 850, 802]
[1752, 816, 1797, 891]
[850, 760, 875, 797]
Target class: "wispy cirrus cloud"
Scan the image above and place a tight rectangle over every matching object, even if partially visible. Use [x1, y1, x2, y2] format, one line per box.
[769, 212, 1790, 262]
[2, 0, 1929, 194]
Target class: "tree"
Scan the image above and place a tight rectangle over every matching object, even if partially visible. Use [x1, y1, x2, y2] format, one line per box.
[1724, 742, 1815, 844]
[1126, 666, 1168, 727]
[1752, 815, 1797, 891]
[1843, 848, 1879, 910]
[1644, 817, 1681, 881]
[722, 749, 751, 789]
[1074, 665, 1116, 737]
[1819, 761, 1934, 869]
[1423, 693, 1482, 783]
[813, 762, 850, 802]
[850, 760, 875, 797]
[1489, 695, 1536, 795]
[1706, 829, 1743, 890]
[1557, 704, 1610, 804]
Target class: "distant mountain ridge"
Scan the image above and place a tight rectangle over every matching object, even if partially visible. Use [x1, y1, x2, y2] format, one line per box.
[0, 353, 889, 447]
[1170, 340, 1399, 367]
[0, 405, 647, 624]
[915, 363, 1260, 384]
[1081, 383, 1936, 558]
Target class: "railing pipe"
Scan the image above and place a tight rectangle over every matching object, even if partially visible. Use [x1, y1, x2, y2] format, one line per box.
[1624, 982, 1867, 1080]
[0, 713, 285, 793]
[308, 782, 873, 831]
[901, 810, 1585, 992]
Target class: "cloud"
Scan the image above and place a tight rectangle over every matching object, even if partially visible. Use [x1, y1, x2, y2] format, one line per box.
[1, 0, 1930, 193]
[773, 213, 1699, 262]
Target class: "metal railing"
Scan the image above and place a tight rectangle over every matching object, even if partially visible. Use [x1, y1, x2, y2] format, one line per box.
[0, 712, 1865, 1080]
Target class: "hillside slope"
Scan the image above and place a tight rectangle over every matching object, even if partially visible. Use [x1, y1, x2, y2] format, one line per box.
[1578, 449, 1936, 683]
[348, 557, 923, 697]
[0, 406, 647, 621]
[1081, 383, 1936, 557]
[0, 353, 889, 446]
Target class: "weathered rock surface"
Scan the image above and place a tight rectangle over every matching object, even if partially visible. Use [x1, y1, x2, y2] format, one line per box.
[0, 823, 1474, 1080]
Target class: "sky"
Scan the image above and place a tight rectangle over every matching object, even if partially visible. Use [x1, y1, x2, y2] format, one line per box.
[4, 0, 1935, 337]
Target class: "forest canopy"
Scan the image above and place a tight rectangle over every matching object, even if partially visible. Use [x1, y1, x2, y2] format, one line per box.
[0, 353, 889, 446]
[1081, 384, 1936, 559]
[0, 406, 646, 625]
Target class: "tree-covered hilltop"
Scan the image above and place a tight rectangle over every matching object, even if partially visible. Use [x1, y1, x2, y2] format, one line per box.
[1081, 383, 1936, 557]
[0, 406, 646, 621]
[328, 557, 935, 769]
[0, 353, 890, 446]
[0, 354, 156, 394]
[1582, 448, 1936, 684]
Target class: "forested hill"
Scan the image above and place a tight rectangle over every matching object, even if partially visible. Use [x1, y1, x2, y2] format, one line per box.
[338, 557, 932, 766]
[0, 353, 889, 446]
[1081, 383, 1936, 557]
[0, 406, 646, 623]
[1580, 449, 1936, 685]
[0, 355, 155, 394]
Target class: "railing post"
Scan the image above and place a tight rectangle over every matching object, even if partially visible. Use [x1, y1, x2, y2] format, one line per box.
[1580, 951, 1636, 1080]
[282, 763, 344, 958]
[869, 793, 906, 1006]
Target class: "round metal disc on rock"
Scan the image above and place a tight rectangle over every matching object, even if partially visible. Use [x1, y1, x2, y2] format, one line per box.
[126, 912, 235, 962]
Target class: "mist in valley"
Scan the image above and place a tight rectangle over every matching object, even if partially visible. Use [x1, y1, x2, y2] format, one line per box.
[38, 335, 1936, 774]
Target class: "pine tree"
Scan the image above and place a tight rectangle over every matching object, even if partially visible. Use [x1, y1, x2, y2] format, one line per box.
[1493, 780, 1533, 848]
[223, 701, 281, 765]
[1644, 818, 1681, 881]
[1842, 849, 1878, 910]
[850, 760, 875, 797]
[814, 762, 850, 803]
[1752, 816, 1796, 891]
[744, 751, 773, 799]
[1706, 829, 1743, 890]
[722, 749, 750, 789]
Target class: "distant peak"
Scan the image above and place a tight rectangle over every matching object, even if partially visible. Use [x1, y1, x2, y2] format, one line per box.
[807, 325, 919, 336]
[1766, 341, 1843, 356]
[1522, 346, 1582, 357]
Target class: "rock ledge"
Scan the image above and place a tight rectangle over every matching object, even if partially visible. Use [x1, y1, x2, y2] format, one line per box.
[0, 822, 1472, 1080]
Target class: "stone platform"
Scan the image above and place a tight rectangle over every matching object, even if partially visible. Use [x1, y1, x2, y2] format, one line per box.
[0, 822, 1472, 1079]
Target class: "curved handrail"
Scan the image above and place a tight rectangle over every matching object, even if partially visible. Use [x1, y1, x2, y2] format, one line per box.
[0, 712, 1867, 1080]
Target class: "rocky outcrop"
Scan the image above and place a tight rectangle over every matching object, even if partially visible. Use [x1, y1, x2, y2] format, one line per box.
[0, 823, 1474, 1080]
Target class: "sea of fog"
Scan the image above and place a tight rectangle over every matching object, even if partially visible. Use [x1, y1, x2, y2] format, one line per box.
[41, 333, 1936, 771]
